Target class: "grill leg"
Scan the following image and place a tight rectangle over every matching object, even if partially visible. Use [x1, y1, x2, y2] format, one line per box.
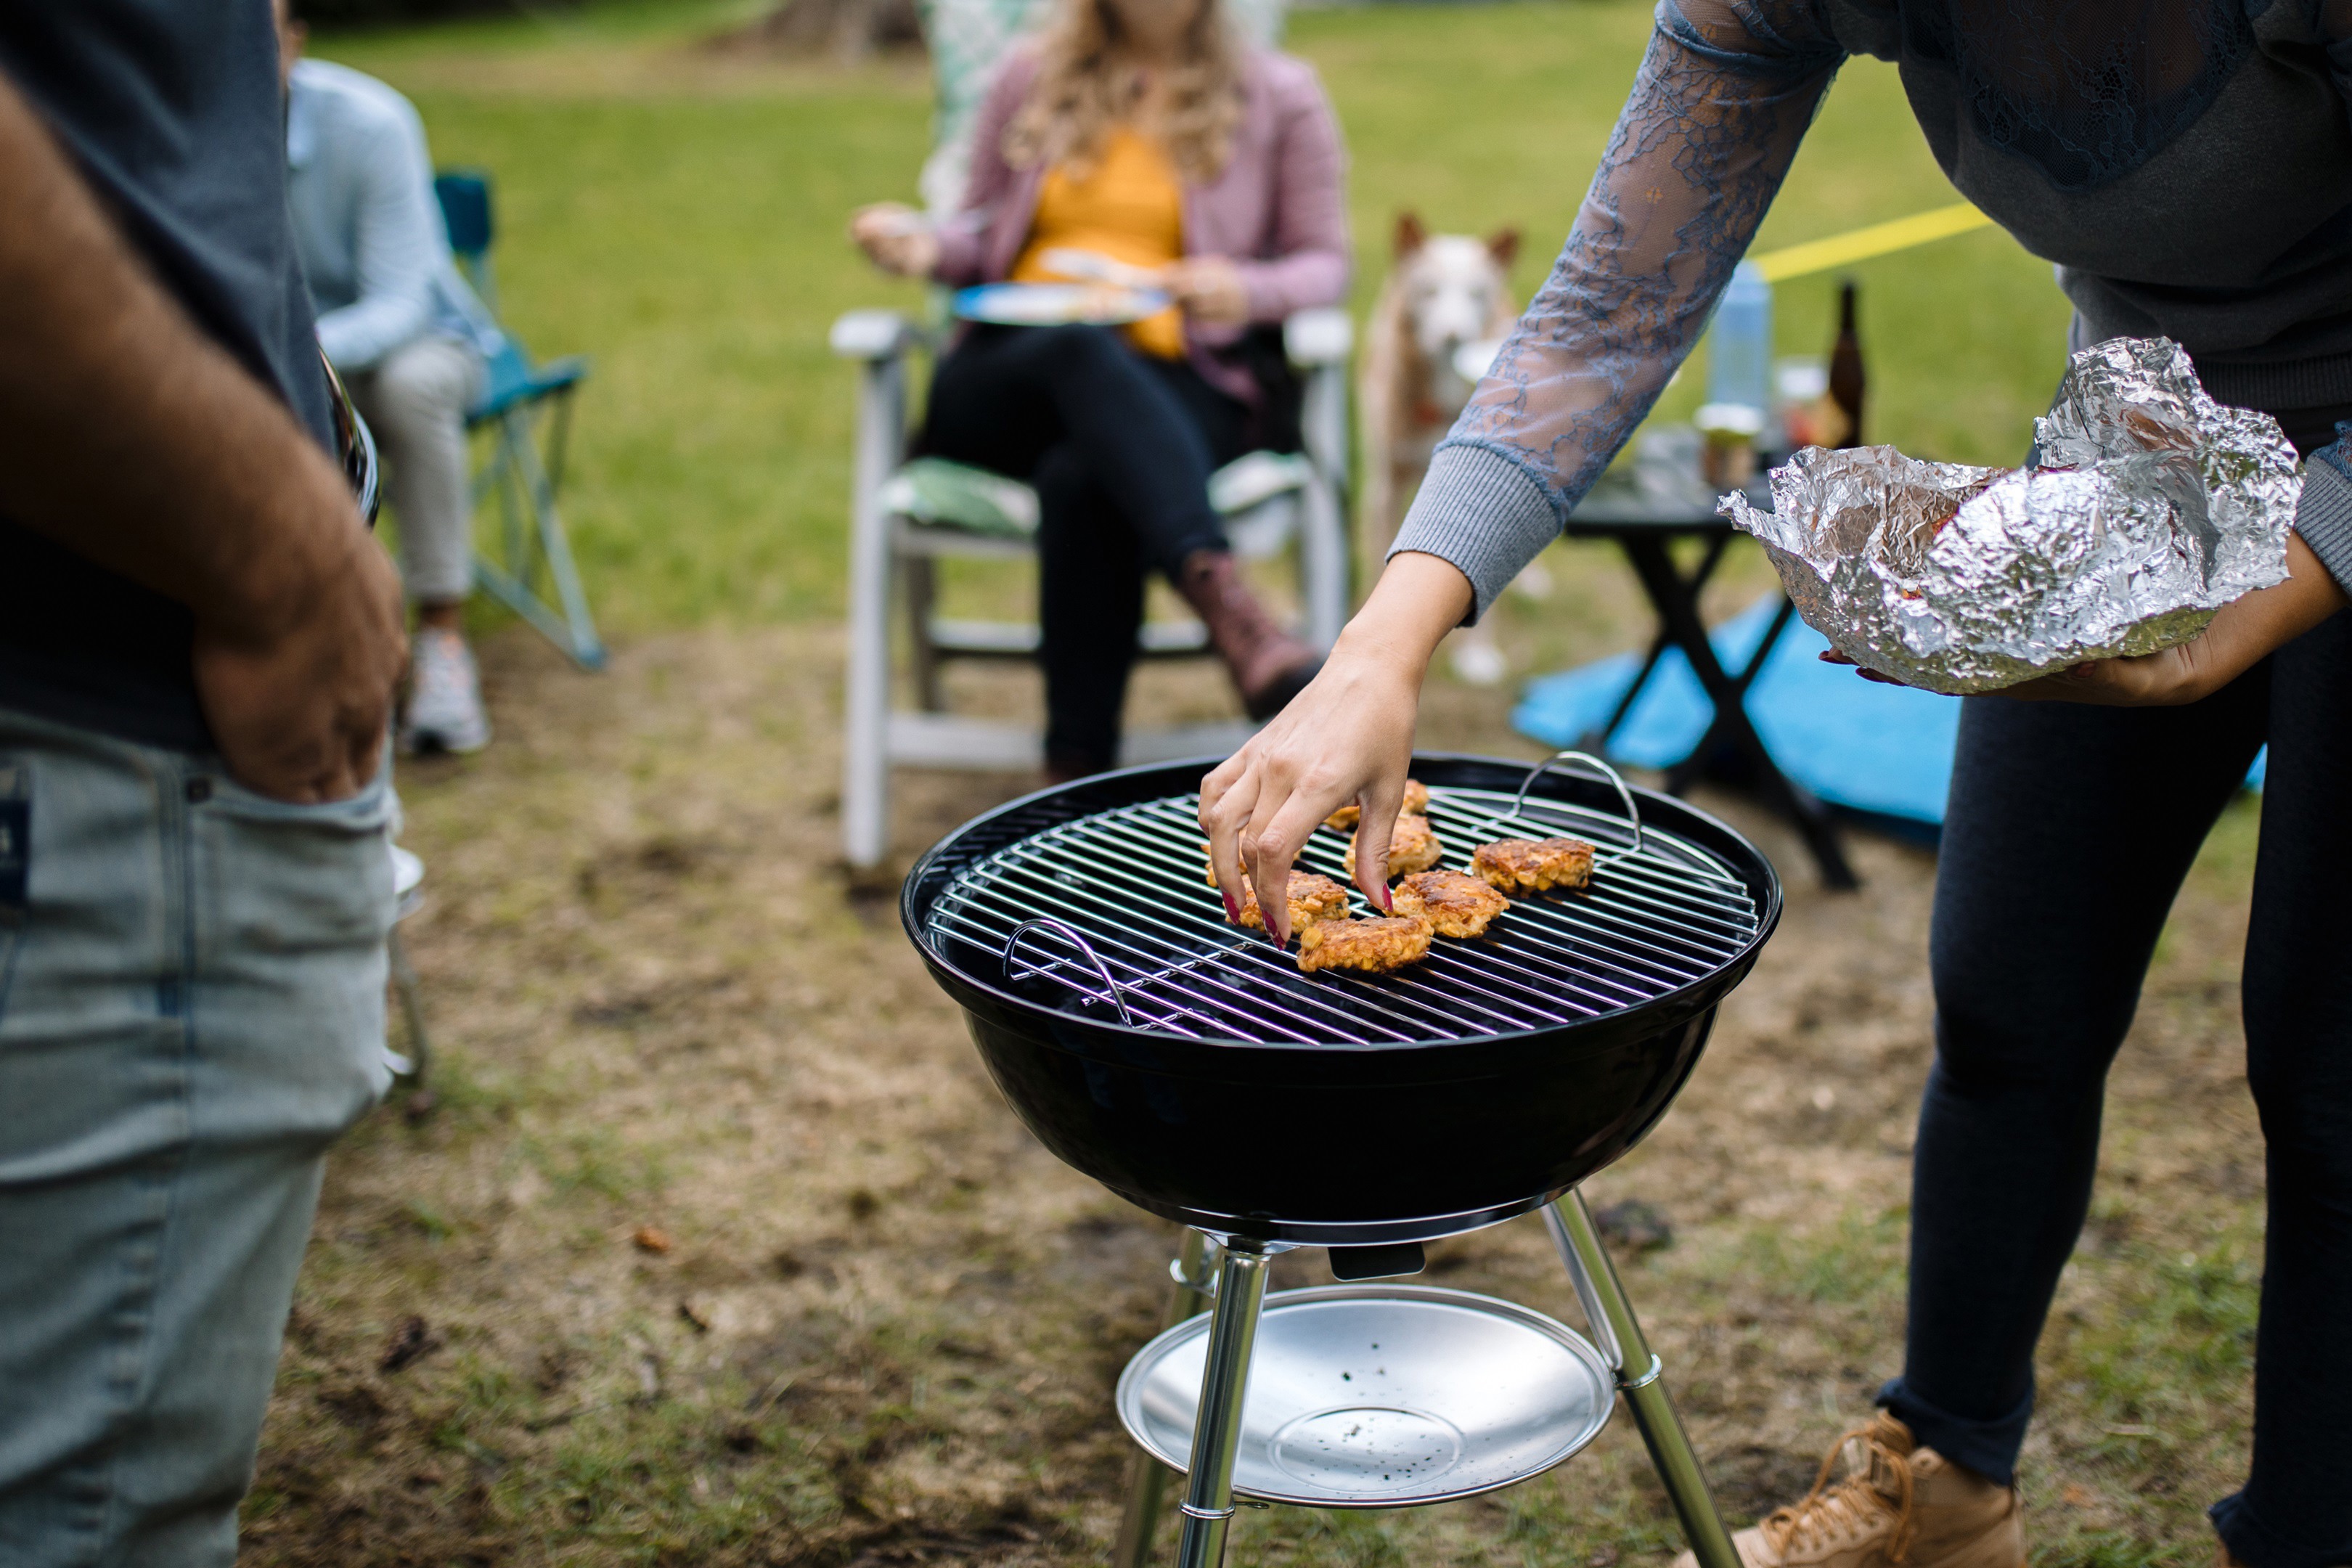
[1114, 1230, 1217, 1568]
[1547, 1191, 1741, 1568]
[1172, 1237, 1272, 1568]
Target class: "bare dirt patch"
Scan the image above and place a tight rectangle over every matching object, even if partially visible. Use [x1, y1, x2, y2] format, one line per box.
[245, 621, 2264, 1567]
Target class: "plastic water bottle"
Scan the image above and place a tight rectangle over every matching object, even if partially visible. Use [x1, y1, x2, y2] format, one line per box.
[1707, 261, 1773, 420]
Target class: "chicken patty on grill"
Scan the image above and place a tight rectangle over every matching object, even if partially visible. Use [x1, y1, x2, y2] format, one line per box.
[1389, 868, 1510, 938]
[1233, 870, 1350, 934]
[1342, 813, 1444, 879]
[1472, 836, 1596, 892]
[1296, 914, 1433, 974]
[1323, 777, 1429, 831]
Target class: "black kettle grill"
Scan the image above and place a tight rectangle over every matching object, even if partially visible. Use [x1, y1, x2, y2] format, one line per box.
[903, 752, 1781, 1568]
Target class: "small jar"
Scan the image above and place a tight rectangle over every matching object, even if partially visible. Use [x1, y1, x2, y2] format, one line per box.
[1694, 401, 1766, 490]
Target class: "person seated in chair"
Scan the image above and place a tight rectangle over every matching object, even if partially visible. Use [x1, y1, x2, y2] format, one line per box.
[277, 0, 502, 754]
[852, 0, 1347, 781]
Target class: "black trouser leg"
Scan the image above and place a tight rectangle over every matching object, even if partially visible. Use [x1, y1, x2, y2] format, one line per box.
[920, 326, 1251, 771]
[1034, 445, 1145, 774]
[2214, 610, 2352, 1568]
[1879, 674, 2269, 1482]
[920, 324, 1234, 572]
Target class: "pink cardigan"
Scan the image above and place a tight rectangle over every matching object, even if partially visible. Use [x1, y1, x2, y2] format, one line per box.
[932, 45, 1351, 404]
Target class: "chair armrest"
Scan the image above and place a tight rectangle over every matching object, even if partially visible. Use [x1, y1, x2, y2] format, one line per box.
[830, 309, 923, 362]
[1283, 307, 1352, 368]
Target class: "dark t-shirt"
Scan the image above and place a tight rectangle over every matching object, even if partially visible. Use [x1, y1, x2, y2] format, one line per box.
[0, 1, 334, 751]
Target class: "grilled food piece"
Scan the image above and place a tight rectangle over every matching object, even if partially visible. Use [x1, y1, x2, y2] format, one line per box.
[1324, 777, 1429, 831]
[1233, 870, 1350, 934]
[1389, 868, 1510, 939]
[1297, 913, 1433, 974]
[1201, 854, 1352, 934]
[1473, 836, 1596, 892]
[1342, 813, 1445, 879]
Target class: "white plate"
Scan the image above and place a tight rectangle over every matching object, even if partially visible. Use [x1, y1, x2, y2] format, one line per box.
[952, 282, 1170, 327]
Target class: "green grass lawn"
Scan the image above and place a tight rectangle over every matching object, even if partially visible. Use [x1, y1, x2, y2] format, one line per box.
[320, 0, 2073, 645]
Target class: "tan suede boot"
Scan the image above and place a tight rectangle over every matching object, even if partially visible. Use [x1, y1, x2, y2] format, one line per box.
[1172, 550, 1321, 721]
[1674, 1414, 2023, 1568]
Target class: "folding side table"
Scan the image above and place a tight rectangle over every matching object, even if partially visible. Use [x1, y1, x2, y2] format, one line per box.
[1559, 436, 1858, 889]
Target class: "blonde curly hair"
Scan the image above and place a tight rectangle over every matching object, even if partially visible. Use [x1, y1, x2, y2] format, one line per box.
[1000, 0, 1245, 185]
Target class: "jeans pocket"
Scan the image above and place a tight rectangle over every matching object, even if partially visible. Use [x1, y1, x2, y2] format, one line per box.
[198, 769, 396, 958]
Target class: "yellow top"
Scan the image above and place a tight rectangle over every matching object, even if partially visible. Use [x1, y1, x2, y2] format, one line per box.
[1010, 127, 1186, 359]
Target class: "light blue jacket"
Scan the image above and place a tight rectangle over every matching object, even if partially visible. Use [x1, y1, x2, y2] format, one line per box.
[286, 58, 502, 374]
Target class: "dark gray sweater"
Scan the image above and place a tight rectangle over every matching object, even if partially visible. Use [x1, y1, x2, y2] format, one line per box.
[1396, 0, 2352, 618]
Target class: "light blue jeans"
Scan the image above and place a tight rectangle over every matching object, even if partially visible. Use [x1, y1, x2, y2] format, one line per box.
[0, 706, 393, 1566]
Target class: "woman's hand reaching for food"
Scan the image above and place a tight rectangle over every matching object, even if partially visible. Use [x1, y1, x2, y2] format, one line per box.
[849, 203, 939, 278]
[1200, 552, 1474, 947]
[1164, 256, 1249, 326]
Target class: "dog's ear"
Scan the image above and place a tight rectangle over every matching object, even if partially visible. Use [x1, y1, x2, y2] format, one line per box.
[1486, 226, 1522, 269]
[1394, 211, 1427, 257]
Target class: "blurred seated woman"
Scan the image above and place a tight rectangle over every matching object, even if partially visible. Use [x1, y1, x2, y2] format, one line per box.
[852, 0, 1347, 780]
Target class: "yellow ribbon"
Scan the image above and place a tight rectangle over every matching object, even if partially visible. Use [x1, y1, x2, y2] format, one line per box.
[1750, 201, 1993, 284]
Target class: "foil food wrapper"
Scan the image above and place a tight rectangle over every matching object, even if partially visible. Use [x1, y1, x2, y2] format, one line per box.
[1719, 337, 2299, 694]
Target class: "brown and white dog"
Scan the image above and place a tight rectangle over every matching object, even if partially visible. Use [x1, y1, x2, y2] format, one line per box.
[1358, 213, 1538, 683]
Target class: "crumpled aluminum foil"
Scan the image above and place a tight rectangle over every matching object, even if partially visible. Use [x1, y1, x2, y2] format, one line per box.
[1718, 336, 2299, 694]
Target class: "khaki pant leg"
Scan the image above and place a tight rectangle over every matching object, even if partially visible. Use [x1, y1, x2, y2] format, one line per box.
[348, 338, 481, 605]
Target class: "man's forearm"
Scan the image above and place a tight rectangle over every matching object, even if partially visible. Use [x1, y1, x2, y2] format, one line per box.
[0, 70, 359, 643]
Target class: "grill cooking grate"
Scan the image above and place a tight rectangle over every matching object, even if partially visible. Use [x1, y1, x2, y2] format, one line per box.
[920, 776, 1763, 1047]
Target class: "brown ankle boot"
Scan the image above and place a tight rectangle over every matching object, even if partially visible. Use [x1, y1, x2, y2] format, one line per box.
[1673, 1413, 2022, 1568]
[1173, 550, 1322, 721]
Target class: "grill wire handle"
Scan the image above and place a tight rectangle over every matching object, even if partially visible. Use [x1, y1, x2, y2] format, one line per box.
[1508, 750, 1645, 867]
[1005, 916, 1136, 1026]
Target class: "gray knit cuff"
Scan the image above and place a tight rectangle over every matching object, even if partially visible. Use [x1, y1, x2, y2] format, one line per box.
[2294, 453, 2352, 597]
[1387, 443, 1564, 625]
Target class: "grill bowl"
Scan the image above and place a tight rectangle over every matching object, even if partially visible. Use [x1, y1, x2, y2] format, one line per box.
[903, 755, 1781, 1244]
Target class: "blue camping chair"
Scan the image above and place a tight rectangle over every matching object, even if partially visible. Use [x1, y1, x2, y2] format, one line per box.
[434, 169, 605, 671]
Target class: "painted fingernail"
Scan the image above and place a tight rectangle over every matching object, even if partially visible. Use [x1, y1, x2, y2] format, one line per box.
[1378, 886, 1392, 912]
[1220, 889, 1240, 922]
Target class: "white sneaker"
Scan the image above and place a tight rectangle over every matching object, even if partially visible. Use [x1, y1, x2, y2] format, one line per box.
[401, 627, 491, 755]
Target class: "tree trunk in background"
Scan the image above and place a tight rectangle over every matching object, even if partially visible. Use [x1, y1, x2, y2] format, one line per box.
[707, 0, 924, 60]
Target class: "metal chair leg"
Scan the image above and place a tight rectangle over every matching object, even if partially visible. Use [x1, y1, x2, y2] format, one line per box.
[839, 352, 906, 870]
[544, 386, 577, 496]
[388, 927, 433, 1085]
[1172, 1238, 1272, 1568]
[1296, 353, 1352, 650]
[1114, 1230, 1218, 1568]
[510, 412, 605, 671]
[1546, 1191, 1741, 1568]
[465, 403, 608, 673]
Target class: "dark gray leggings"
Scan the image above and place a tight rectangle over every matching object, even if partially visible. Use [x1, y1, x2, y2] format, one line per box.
[1878, 425, 2352, 1564]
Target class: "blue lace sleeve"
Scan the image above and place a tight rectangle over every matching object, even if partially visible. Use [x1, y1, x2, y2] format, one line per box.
[1390, 0, 1844, 619]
